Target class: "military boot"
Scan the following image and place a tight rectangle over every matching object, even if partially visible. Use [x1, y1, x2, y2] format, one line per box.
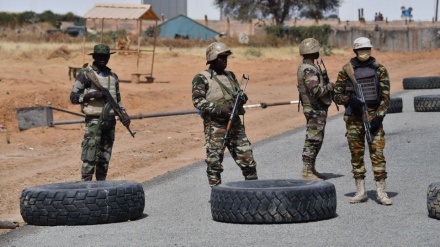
[376, 179, 393, 205]
[302, 163, 319, 180]
[311, 165, 327, 180]
[349, 178, 368, 203]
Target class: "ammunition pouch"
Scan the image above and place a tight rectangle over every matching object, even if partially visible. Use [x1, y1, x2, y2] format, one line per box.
[81, 136, 101, 162]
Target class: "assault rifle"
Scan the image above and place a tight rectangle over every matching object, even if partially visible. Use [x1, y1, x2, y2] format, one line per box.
[343, 63, 373, 143]
[220, 74, 249, 154]
[84, 67, 136, 138]
[316, 59, 339, 111]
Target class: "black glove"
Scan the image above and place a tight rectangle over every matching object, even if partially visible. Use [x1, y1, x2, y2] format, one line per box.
[370, 115, 384, 134]
[121, 117, 131, 127]
[239, 93, 248, 104]
[83, 91, 103, 102]
[220, 106, 232, 117]
[348, 94, 363, 111]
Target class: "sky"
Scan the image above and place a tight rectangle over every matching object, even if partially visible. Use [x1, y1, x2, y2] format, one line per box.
[0, 0, 221, 20]
[0, 0, 437, 21]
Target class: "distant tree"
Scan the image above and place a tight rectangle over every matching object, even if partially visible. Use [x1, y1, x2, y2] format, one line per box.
[213, 0, 340, 25]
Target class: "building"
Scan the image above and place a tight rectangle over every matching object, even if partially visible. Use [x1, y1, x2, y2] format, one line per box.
[158, 14, 218, 40]
[142, 0, 187, 20]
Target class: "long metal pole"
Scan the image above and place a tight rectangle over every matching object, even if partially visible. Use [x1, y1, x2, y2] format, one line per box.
[436, 0, 439, 21]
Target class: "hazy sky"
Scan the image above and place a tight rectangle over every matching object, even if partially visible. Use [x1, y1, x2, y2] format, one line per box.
[0, 0, 221, 20]
[0, 0, 437, 21]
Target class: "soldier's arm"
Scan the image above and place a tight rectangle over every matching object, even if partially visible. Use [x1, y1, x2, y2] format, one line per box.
[192, 74, 222, 115]
[70, 70, 88, 104]
[304, 68, 332, 99]
[334, 70, 349, 105]
[375, 65, 391, 117]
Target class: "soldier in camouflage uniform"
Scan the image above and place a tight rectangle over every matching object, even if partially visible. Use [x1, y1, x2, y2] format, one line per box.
[70, 44, 131, 181]
[334, 37, 392, 205]
[192, 42, 258, 187]
[297, 38, 335, 180]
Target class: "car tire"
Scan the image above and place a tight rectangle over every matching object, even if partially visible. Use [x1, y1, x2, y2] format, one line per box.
[414, 95, 440, 112]
[20, 180, 145, 226]
[427, 182, 440, 220]
[387, 97, 403, 113]
[210, 179, 337, 224]
[403, 76, 440, 89]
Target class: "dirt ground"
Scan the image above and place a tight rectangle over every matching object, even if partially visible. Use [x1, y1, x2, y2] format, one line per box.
[1, 43, 439, 230]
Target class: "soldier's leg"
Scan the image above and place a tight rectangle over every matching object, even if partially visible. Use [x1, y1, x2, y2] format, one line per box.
[81, 161, 96, 181]
[95, 126, 115, 181]
[368, 127, 387, 181]
[204, 120, 225, 186]
[344, 115, 367, 179]
[80, 117, 100, 181]
[228, 122, 258, 180]
[302, 109, 327, 179]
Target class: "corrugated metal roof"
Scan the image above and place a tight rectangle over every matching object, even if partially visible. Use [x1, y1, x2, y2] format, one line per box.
[83, 3, 160, 20]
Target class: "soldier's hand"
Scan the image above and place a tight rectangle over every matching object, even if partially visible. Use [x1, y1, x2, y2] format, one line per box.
[327, 82, 335, 91]
[348, 94, 363, 110]
[239, 93, 248, 104]
[84, 91, 103, 102]
[370, 115, 384, 134]
[220, 106, 232, 117]
[121, 117, 131, 127]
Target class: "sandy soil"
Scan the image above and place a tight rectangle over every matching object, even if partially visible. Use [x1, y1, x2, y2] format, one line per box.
[1, 43, 439, 230]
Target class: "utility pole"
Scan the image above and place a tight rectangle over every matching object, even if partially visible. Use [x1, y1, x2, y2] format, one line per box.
[435, 0, 439, 21]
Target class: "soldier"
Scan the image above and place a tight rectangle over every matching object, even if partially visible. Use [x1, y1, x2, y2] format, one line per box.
[192, 42, 258, 187]
[70, 44, 131, 181]
[297, 38, 335, 180]
[334, 37, 392, 205]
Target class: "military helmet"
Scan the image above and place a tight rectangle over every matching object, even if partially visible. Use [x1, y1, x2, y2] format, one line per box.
[353, 37, 373, 50]
[299, 38, 320, 55]
[206, 42, 232, 64]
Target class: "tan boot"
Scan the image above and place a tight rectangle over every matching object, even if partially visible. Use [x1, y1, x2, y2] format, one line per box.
[311, 165, 327, 180]
[376, 179, 393, 205]
[302, 163, 319, 180]
[349, 178, 368, 204]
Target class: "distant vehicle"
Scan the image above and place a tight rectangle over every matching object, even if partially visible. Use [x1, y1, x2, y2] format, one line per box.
[46, 29, 63, 35]
[65, 26, 85, 37]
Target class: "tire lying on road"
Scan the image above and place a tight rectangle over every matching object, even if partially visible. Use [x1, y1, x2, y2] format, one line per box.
[403, 76, 440, 89]
[427, 182, 440, 220]
[387, 97, 403, 113]
[20, 180, 145, 226]
[414, 95, 440, 112]
[210, 179, 336, 224]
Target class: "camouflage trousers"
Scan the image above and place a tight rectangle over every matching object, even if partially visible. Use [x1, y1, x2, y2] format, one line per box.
[302, 108, 328, 164]
[203, 117, 258, 187]
[344, 112, 387, 180]
[80, 116, 115, 181]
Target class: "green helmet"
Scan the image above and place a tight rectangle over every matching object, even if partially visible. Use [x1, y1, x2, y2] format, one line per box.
[206, 42, 232, 64]
[299, 38, 320, 55]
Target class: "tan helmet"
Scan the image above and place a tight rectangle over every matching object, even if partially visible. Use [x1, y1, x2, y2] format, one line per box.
[206, 42, 232, 64]
[353, 37, 373, 50]
[299, 38, 320, 55]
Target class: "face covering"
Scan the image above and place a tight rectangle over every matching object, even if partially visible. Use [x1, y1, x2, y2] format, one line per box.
[356, 50, 371, 61]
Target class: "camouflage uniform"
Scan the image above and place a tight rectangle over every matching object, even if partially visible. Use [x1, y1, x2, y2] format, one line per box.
[192, 69, 258, 186]
[334, 57, 390, 181]
[297, 59, 333, 178]
[70, 45, 126, 181]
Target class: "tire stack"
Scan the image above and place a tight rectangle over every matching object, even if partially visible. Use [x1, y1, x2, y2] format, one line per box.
[403, 76, 440, 112]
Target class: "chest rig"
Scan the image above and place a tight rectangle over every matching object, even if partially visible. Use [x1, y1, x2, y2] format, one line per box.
[353, 66, 380, 106]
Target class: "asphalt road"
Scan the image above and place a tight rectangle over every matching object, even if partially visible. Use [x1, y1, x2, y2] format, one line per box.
[2, 88, 440, 247]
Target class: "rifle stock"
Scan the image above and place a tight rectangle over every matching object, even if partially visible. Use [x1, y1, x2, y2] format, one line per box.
[220, 74, 249, 154]
[343, 64, 373, 143]
[84, 68, 136, 138]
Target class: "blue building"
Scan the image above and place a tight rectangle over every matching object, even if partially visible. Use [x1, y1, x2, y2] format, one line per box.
[158, 14, 219, 40]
